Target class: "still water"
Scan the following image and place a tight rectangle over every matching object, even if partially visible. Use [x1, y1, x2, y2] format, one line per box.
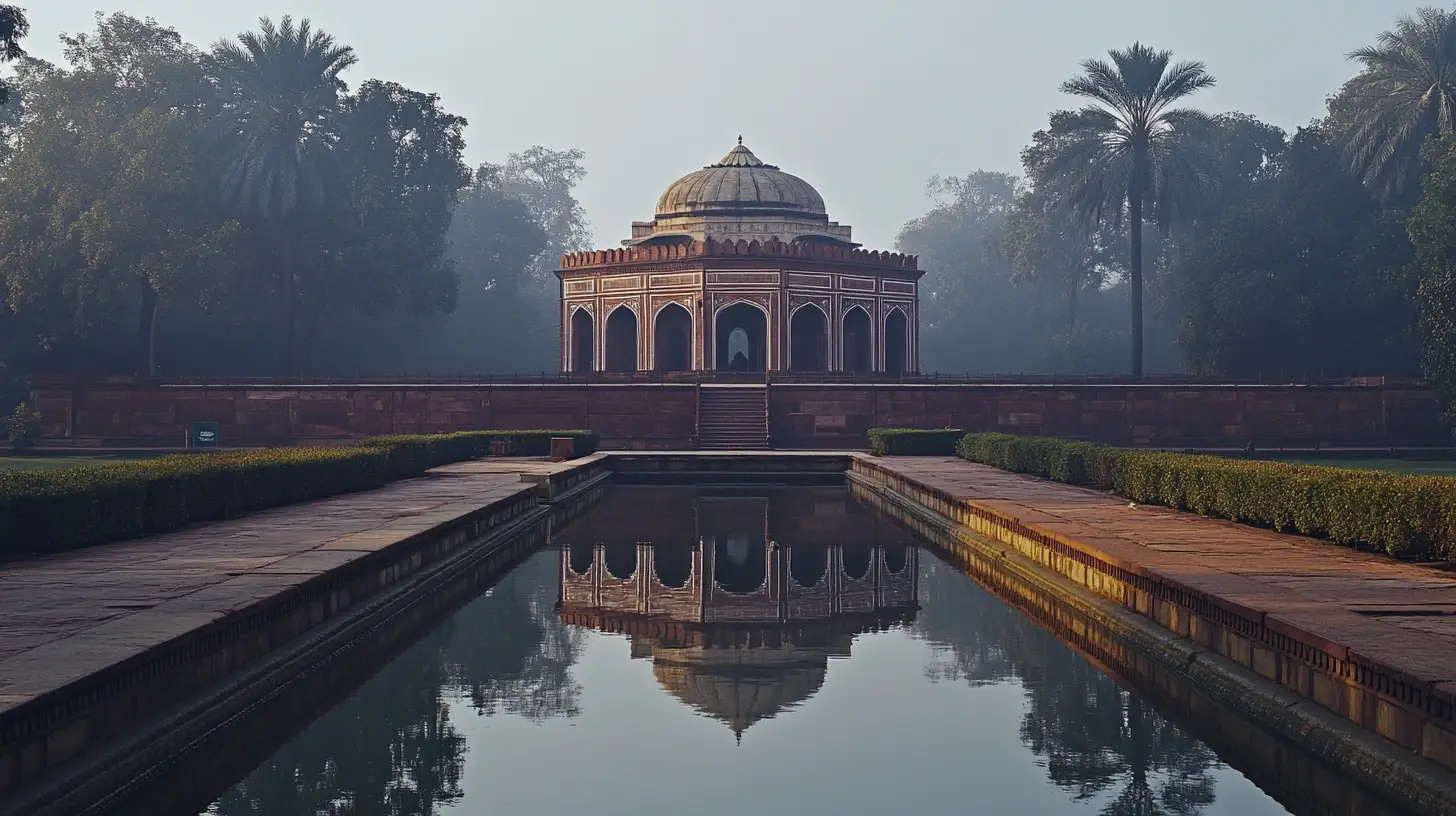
[100, 485, 1413, 816]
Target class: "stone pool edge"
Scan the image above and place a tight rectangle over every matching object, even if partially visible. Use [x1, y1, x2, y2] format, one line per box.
[0, 457, 611, 816]
[849, 457, 1456, 816]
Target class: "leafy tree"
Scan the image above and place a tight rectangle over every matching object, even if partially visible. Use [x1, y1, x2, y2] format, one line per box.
[211, 16, 357, 375]
[0, 4, 27, 105]
[896, 171, 1031, 372]
[1409, 135, 1456, 422]
[300, 80, 470, 372]
[1047, 43, 1219, 375]
[1174, 126, 1418, 378]
[0, 14, 241, 376]
[1337, 7, 1456, 203]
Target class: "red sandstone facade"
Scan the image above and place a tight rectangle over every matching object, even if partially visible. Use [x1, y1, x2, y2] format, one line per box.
[28, 379, 1442, 449]
[556, 140, 923, 376]
[557, 238, 922, 375]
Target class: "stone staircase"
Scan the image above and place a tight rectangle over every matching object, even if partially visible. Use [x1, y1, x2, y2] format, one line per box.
[697, 385, 769, 450]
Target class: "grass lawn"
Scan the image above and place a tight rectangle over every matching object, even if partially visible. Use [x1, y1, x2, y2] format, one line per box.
[1260, 456, 1456, 477]
[0, 452, 166, 470]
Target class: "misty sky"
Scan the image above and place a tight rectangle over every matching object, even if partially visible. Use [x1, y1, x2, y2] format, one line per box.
[28, 0, 1400, 250]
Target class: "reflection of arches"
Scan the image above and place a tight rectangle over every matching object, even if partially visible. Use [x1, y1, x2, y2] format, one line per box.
[789, 304, 828, 372]
[885, 308, 908, 375]
[714, 302, 767, 371]
[842, 306, 871, 373]
[790, 546, 827, 588]
[883, 544, 907, 574]
[653, 303, 692, 372]
[604, 306, 639, 373]
[604, 544, 637, 580]
[653, 546, 692, 589]
[570, 308, 595, 373]
[714, 532, 766, 593]
[569, 544, 595, 575]
[842, 544, 871, 581]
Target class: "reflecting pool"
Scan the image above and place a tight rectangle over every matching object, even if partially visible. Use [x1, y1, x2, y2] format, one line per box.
[97, 486, 1415, 816]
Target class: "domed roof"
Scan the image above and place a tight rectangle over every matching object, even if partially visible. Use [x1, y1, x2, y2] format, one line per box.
[652, 655, 827, 740]
[656, 139, 827, 219]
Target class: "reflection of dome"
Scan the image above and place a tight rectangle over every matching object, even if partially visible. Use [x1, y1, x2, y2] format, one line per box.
[656, 140, 827, 220]
[650, 645, 832, 740]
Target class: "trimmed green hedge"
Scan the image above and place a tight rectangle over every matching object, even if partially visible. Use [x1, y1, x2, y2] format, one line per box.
[352, 430, 598, 479]
[956, 432, 1456, 561]
[0, 429, 598, 557]
[867, 427, 965, 456]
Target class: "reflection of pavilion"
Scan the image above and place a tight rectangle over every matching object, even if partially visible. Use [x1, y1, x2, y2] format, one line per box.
[556, 487, 919, 738]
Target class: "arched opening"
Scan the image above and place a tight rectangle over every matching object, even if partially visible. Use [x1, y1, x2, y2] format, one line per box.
[604, 306, 638, 373]
[653, 303, 693, 372]
[883, 544, 908, 574]
[789, 305, 828, 372]
[714, 302, 767, 372]
[790, 546, 827, 588]
[714, 532, 766, 593]
[885, 309, 908, 375]
[879, 308, 902, 375]
[568, 544, 594, 576]
[842, 306, 872, 373]
[570, 308, 595, 372]
[653, 546, 693, 589]
[604, 544, 638, 580]
[842, 543, 871, 581]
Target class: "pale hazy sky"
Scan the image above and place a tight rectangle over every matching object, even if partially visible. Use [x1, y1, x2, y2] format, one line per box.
[27, 0, 1400, 250]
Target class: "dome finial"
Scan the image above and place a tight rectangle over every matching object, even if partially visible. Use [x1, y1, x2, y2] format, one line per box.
[737, 134, 743, 146]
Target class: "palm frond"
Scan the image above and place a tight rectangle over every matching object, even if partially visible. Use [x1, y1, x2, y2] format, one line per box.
[1340, 7, 1456, 199]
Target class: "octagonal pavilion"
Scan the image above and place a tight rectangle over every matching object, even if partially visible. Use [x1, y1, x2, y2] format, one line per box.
[556, 139, 924, 375]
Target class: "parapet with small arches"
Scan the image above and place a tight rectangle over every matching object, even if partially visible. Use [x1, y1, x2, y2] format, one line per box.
[559, 237, 918, 272]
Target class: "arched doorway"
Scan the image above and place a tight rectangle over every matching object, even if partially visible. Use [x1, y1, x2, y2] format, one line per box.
[604, 544, 638, 580]
[885, 308, 908, 375]
[843, 306, 871, 373]
[653, 303, 693, 372]
[604, 306, 638, 373]
[842, 543, 872, 581]
[714, 532, 766, 593]
[569, 544, 595, 575]
[653, 546, 692, 589]
[715, 302, 767, 372]
[790, 546, 827, 588]
[789, 305, 828, 372]
[570, 308, 594, 372]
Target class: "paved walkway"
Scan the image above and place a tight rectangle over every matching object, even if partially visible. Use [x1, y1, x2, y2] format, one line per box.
[870, 456, 1456, 679]
[0, 459, 574, 711]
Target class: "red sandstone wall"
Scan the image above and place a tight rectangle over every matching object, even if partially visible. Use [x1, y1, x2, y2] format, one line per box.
[767, 383, 1444, 448]
[29, 380, 1444, 450]
[30, 384, 698, 450]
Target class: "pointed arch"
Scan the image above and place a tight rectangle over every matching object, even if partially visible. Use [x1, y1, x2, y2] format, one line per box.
[884, 306, 908, 376]
[604, 304, 639, 373]
[569, 306, 595, 372]
[653, 302, 693, 372]
[714, 300, 768, 372]
[789, 303, 829, 372]
[842, 305, 872, 373]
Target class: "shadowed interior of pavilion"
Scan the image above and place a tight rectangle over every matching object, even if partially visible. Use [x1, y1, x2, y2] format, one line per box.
[555, 486, 919, 739]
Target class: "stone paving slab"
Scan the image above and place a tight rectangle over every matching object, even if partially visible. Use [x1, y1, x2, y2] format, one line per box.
[871, 456, 1456, 679]
[0, 458, 574, 709]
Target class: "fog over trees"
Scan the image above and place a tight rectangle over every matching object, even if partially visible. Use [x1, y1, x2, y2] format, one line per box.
[4, 7, 1456, 412]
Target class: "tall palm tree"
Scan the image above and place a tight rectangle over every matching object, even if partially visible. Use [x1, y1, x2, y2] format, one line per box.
[1048, 43, 1217, 376]
[1341, 7, 1456, 202]
[211, 16, 355, 375]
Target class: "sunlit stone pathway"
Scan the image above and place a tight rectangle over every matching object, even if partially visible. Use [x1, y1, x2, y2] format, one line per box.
[866, 456, 1456, 696]
[0, 458, 579, 712]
